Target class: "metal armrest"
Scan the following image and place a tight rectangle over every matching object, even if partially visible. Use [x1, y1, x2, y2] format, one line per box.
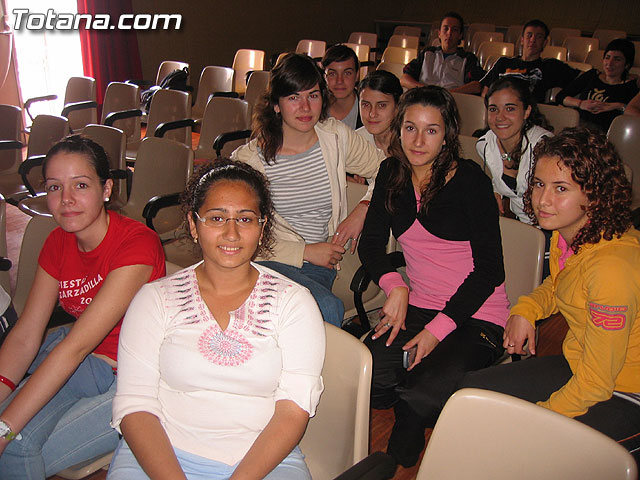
[350, 251, 405, 330]
[361, 61, 375, 68]
[18, 154, 46, 196]
[24, 94, 58, 121]
[632, 207, 640, 229]
[154, 119, 195, 138]
[61, 100, 98, 118]
[104, 109, 143, 127]
[124, 79, 153, 89]
[0, 257, 11, 272]
[244, 70, 255, 86]
[333, 451, 396, 480]
[110, 169, 128, 180]
[213, 130, 251, 157]
[209, 91, 240, 99]
[0, 140, 24, 151]
[142, 193, 181, 231]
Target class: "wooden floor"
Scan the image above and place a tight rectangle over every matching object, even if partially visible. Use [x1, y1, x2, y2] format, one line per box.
[4, 205, 567, 480]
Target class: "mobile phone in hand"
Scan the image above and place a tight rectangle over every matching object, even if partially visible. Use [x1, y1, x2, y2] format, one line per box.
[402, 346, 417, 369]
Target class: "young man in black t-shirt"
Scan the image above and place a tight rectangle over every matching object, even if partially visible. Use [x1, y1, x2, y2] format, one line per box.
[480, 19, 579, 103]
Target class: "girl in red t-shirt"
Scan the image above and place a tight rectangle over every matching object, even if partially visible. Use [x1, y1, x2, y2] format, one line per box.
[0, 135, 165, 478]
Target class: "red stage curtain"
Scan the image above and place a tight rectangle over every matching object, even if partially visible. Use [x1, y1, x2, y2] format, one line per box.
[76, 0, 142, 107]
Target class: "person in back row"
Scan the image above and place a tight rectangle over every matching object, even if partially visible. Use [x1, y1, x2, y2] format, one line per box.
[477, 77, 553, 222]
[480, 19, 580, 103]
[402, 12, 484, 94]
[357, 70, 404, 156]
[232, 53, 385, 328]
[322, 45, 362, 129]
[557, 39, 639, 133]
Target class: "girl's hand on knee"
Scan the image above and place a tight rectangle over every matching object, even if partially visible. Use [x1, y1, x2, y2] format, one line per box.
[332, 203, 369, 254]
[303, 243, 345, 269]
[372, 287, 408, 345]
[403, 329, 439, 371]
[503, 314, 536, 355]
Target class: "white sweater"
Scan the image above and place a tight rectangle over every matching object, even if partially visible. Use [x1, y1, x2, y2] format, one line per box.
[112, 263, 325, 465]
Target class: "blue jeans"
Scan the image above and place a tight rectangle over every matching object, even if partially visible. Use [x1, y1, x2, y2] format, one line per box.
[0, 328, 120, 479]
[107, 439, 311, 480]
[258, 261, 344, 327]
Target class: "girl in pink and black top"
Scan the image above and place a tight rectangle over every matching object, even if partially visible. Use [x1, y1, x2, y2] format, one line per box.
[360, 86, 510, 468]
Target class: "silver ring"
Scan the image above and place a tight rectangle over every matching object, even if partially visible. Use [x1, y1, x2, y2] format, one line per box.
[508, 344, 515, 347]
[385, 322, 391, 328]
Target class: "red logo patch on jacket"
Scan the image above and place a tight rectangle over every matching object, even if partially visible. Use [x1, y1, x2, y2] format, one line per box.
[588, 302, 627, 330]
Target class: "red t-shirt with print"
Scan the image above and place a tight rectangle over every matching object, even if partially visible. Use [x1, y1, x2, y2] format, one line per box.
[38, 211, 166, 361]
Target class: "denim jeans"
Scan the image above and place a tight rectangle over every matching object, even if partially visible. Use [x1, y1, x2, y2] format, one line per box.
[107, 439, 311, 480]
[0, 328, 120, 479]
[258, 261, 344, 327]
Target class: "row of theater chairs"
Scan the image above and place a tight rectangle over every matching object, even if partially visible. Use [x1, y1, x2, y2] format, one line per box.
[0, 71, 260, 220]
[377, 33, 627, 75]
[350, 23, 640, 73]
[96, 67, 265, 162]
[131, 51, 264, 97]
[22, 76, 97, 134]
[0, 100, 195, 240]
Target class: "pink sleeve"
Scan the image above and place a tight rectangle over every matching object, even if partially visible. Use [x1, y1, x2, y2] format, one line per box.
[424, 312, 457, 341]
[379, 272, 409, 296]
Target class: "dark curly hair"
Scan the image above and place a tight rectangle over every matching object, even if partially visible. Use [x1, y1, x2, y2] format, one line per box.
[252, 53, 330, 165]
[386, 86, 461, 215]
[181, 158, 275, 258]
[523, 128, 632, 252]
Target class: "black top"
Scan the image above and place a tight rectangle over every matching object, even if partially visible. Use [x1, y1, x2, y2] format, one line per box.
[556, 69, 640, 132]
[480, 56, 580, 104]
[358, 157, 505, 326]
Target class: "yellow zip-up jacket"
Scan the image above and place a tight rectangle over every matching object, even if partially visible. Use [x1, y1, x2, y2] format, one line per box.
[511, 228, 640, 417]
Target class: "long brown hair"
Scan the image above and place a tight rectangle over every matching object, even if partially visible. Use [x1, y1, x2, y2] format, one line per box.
[523, 128, 632, 253]
[252, 53, 329, 164]
[386, 86, 461, 215]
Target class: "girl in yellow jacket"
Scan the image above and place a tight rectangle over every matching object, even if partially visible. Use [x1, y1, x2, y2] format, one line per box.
[463, 128, 640, 462]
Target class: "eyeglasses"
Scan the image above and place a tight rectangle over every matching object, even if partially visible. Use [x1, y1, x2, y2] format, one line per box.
[195, 212, 265, 228]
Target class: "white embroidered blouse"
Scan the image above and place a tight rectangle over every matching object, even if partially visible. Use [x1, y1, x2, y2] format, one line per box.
[111, 262, 325, 465]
